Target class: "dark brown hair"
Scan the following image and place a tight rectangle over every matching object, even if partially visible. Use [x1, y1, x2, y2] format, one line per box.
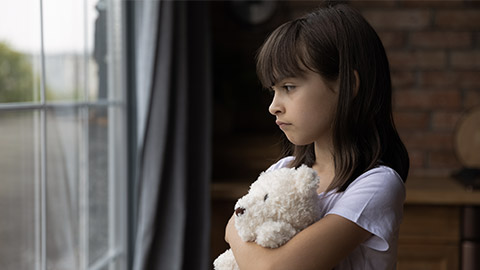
[256, 2, 409, 192]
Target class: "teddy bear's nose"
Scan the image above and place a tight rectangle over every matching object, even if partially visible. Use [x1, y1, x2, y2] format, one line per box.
[235, 207, 245, 216]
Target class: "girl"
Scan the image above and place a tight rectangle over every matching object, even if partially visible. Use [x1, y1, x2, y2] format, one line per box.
[224, 2, 409, 270]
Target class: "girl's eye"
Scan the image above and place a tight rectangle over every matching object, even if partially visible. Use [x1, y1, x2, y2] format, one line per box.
[283, 85, 295, 92]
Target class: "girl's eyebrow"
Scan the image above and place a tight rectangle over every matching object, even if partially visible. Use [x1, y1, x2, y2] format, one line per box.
[275, 76, 296, 83]
[275, 77, 302, 85]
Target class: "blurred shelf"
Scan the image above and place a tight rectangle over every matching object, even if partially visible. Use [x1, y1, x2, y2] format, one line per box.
[406, 176, 480, 205]
[212, 176, 480, 205]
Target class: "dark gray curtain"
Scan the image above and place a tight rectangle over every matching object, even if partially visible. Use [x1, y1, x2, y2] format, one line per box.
[133, 1, 211, 270]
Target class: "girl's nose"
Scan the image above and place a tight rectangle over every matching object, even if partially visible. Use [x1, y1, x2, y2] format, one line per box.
[268, 95, 283, 115]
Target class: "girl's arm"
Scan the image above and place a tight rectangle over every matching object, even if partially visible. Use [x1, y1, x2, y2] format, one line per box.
[225, 213, 372, 270]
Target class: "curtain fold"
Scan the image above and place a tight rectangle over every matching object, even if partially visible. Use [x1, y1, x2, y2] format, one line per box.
[133, 1, 211, 270]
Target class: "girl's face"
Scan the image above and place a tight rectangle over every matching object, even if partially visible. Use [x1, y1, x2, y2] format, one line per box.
[269, 70, 339, 147]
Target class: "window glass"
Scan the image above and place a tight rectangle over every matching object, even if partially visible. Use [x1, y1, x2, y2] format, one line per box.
[0, 0, 42, 103]
[110, 256, 127, 270]
[41, 0, 108, 102]
[0, 1, 127, 269]
[110, 105, 128, 260]
[88, 107, 109, 264]
[46, 107, 81, 269]
[92, 0, 108, 102]
[42, 0, 86, 101]
[0, 110, 39, 269]
[108, 257, 127, 270]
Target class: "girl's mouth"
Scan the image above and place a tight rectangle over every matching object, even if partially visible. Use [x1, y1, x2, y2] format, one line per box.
[276, 120, 291, 127]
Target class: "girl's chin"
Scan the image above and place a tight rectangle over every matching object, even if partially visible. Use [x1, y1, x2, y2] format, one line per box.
[284, 134, 313, 146]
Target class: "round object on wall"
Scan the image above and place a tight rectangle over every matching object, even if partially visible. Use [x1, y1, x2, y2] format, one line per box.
[455, 106, 480, 168]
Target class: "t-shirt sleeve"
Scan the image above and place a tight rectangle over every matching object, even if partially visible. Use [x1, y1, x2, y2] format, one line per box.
[325, 167, 406, 252]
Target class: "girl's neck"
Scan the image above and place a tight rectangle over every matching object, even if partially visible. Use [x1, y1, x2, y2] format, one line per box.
[313, 141, 335, 194]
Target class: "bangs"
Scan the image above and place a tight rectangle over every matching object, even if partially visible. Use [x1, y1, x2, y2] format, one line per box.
[256, 20, 314, 88]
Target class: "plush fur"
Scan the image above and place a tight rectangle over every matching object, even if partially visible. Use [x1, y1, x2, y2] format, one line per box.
[213, 165, 322, 270]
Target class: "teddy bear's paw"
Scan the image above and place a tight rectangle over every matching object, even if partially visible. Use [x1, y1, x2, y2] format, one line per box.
[213, 249, 240, 270]
[255, 220, 297, 248]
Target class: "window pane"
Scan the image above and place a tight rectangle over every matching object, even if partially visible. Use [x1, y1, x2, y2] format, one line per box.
[46, 107, 82, 269]
[90, 0, 125, 102]
[0, 110, 39, 269]
[110, 106, 127, 250]
[0, 0, 127, 269]
[0, 0, 42, 103]
[43, 0, 86, 101]
[110, 257, 127, 270]
[89, 107, 109, 264]
[91, 0, 107, 102]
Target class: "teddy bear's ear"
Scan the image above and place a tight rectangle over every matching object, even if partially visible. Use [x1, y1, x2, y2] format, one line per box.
[294, 165, 320, 192]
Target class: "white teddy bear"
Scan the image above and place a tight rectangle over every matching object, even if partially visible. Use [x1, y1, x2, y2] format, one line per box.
[213, 165, 322, 270]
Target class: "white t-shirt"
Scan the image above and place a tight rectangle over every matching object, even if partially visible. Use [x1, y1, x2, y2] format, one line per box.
[267, 156, 406, 270]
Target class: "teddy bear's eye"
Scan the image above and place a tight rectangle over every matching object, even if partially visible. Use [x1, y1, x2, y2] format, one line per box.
[264, 194, 269, 201]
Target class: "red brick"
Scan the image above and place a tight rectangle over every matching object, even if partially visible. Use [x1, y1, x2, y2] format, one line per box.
[435, 10, 480, 29]
[394, 89, 462, 110]
[391, 71, 417, 89]
[388, 50, 446, 70]
[465, 0, 480, 8]
[378, 31, 407, 49]
[410, 167, 455, 178]
[420, 71, 455, 87]
[451, 51, 480, 69]
[428, 151, 462, 168]
[406, 149, 427, 169]
[420, 71, 480, 87]
[350, 0, 398, 8]
[393, 111, 430, 130]
[464, 89, 480, 108]
[399, 0, 465, 8]
[410, 31, 472, 49]
[401, 131, 454, 151]
[431, 111, 462, 131]
[458, 72, 480, 87]
[362, 10, 432, 30]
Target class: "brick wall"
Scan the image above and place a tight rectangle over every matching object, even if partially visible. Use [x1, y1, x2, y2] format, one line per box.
[287, 0, 480, 177]
[357, 0, 480, 177]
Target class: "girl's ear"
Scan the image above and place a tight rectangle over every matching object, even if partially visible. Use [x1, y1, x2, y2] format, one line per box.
[353, 70, 360, 97]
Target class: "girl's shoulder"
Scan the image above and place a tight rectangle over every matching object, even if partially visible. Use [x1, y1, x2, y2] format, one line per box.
[265, 156, 295, 172]
[342, 165, 406, 204]
[351, 165, 405, 189]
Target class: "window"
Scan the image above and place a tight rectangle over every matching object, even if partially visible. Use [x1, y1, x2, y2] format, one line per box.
[0, 1, 127, 269]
